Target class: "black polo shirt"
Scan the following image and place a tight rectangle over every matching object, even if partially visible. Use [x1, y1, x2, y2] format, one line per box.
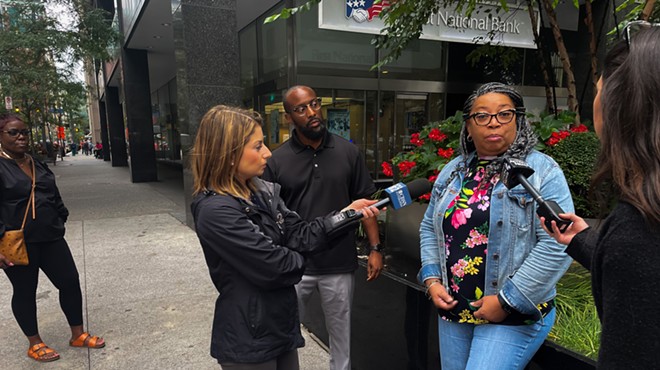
[262, 130, 376, 275]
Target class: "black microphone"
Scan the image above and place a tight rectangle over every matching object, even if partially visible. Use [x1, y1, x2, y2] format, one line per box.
[501, 157, 572, 233]
[324, 178, 432, 237]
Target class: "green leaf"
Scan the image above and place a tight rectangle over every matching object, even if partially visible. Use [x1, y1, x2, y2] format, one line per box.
[475, 286, 483, 299]
[264, 0, 321, 24]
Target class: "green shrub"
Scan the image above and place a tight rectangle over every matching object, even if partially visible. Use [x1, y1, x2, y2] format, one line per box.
[543, 132, 601, 218]
[550, 263, 601, 359]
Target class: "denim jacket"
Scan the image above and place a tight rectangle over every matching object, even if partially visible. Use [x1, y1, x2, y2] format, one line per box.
[418, 150, 573, 321]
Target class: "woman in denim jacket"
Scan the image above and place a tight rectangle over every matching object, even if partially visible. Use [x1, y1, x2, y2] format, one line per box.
[418, 83, 573, 370]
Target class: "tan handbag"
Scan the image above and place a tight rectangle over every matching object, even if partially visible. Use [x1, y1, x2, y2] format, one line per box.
[0, 156, 36, 266]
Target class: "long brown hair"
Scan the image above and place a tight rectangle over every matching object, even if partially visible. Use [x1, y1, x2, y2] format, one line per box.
[191, 105, 262, 199]
[593, 27, 660, 226]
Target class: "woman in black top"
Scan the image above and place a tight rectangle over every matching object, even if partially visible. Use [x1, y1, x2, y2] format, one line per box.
[0, 113, 105, 362]
[190, 105, 378, 370]
[543, 25, 660, 368]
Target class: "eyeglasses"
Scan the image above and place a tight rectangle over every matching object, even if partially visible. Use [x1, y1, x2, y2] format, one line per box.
[289, 98, 322, 116]
[1, 129, 30, 137]
[623, 20, 660, 47]
[464, 108, 523, 126]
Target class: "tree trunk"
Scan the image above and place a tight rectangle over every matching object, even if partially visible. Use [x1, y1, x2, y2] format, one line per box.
[526, 0, 555, 113]
[541, 0, 581, 125]
[584, 0, 598, 96]
[641, 0, 656, 20]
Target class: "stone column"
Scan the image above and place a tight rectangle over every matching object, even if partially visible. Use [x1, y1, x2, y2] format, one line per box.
[172, 0, 242, 227]
[98, 100, 111, 161]
[105, 86, 128, 166]
[120, 48, 157, 182]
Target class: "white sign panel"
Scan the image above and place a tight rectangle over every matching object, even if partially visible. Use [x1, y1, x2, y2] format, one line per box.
[319, 1, 539, 49]
[4, 96, 12, 110]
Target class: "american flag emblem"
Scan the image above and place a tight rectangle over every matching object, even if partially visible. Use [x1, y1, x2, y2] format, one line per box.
[346, 0, 391, 23]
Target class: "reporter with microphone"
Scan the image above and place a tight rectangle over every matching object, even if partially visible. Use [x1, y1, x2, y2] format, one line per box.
[542, 26, 660, 369]
[418, 83, 574, 370]
[190, 106, 380, 370]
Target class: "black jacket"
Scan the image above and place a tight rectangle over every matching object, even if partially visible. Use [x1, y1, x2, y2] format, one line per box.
[191, 178, 333, 363]
[0, 157, 68, 243]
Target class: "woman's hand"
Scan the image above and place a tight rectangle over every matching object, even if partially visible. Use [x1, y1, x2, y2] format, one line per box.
[0, 253, 14, 270]
[343, 199, 381, 219]
[426, 280, 458, 311]
[540, 213, 590, 245]
[471, 295, 508, 323]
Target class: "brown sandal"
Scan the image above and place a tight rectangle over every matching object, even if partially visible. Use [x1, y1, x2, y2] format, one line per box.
[27, 343, 60, 362]
[69, 332, 105, 348]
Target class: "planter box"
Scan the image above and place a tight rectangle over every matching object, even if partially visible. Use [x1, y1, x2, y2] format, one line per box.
[301, 202, 597, 369]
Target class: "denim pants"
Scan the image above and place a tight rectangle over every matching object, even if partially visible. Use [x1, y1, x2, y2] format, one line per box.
[437, 308, 556, 370]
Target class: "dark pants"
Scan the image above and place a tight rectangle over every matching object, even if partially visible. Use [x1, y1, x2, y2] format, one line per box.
[3, 238, 83, 337]
[220, 350, 299, 370]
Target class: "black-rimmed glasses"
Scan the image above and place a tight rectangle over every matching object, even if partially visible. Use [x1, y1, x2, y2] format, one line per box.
[623, 20, 660, 47]
[463, 108, 524, 127]
[289, 98, 322, 116]
[1, 129, 30, 137]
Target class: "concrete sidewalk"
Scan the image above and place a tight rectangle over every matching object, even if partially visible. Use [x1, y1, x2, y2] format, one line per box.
[0, 155, 329, 369]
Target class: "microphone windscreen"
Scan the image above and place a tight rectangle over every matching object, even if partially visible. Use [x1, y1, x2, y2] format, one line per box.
[405, 178, 432, 199]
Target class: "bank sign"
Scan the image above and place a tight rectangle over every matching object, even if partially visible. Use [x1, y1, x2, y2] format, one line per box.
[320, 1, 539, 49]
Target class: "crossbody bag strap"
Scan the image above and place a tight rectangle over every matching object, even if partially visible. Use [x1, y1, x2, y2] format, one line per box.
[20, 155, 36, 229]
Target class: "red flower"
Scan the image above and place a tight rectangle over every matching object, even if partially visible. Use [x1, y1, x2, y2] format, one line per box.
[546, 130, 571, 146]
[397, 160, 416, 177]
[428, 128, 447, 142]
[410, 133, 424, 147]
[428, 174, 438, 183]
[437, 147, 454, 159]
[381, 162, 393, 177]
[570, 124, 588, 133]
[418, 192, 431, 201]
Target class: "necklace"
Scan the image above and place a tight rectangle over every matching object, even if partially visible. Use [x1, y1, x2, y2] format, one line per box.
[0, 148, 30, 167]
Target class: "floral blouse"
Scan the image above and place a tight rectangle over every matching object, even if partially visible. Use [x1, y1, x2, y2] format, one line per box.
[439, 158, 553, 325]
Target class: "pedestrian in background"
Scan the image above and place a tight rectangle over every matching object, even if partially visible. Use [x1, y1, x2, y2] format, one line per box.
[542, 24, 660, 368]
[263, 85, 382, 370]
[190, 105, 379, 370]
[0, 113, 105, 363]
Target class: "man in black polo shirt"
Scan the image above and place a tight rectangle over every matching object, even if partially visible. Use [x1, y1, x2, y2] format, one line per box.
[262, 85, 382, 370]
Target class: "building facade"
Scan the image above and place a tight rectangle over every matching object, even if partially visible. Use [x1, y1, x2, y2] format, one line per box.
[91, 0, 614, 225]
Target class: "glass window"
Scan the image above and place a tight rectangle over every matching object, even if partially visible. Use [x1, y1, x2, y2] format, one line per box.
[258, 4, 288, 83]
[379, 39, 446, 81]
[295, 2, 376, 78]
[261, 92, 286, 150]
[239, 22, 258, 97]
[151, 78, 180, 161]
[364, 90, 379, 180]
[378, 91, 396, 177]
[447, 43, 523, 85]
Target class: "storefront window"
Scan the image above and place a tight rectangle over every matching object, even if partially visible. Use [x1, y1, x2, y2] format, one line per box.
[295, 2, 376, 78]
[258, 4, 288, 83]
[239, 22, 258, 98]
[379, 40, 446, 81]
[377, 91, 440, 180]
[150, 78, 180, 161]
[261, 92, 286, 150]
